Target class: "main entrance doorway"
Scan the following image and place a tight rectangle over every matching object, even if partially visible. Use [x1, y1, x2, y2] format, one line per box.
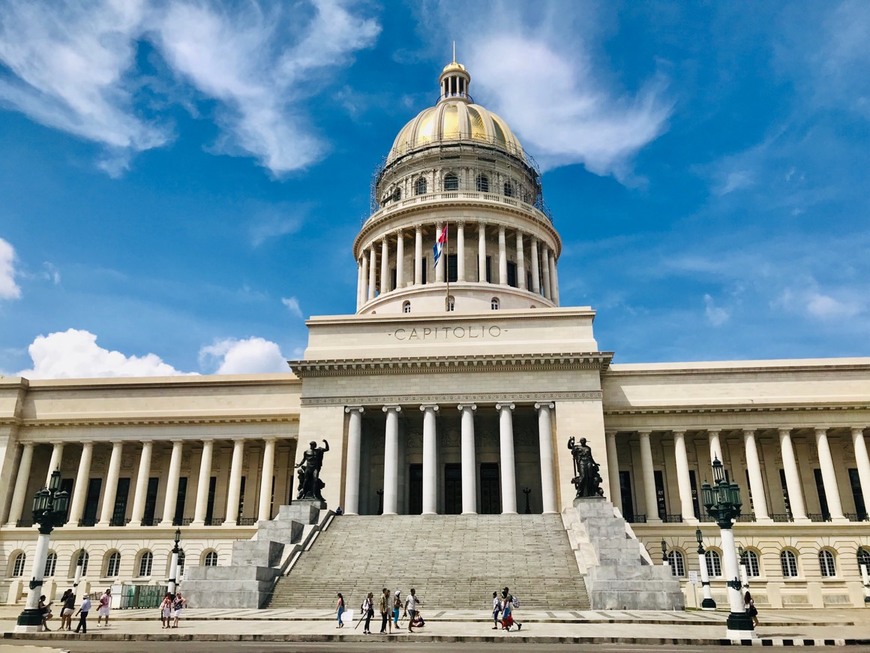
[444, 463, 461, 514]
[479, 463, 500, 514]
[408, 464, 423, 514]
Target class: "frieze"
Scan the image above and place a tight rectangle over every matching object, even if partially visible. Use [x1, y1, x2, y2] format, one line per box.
[301, 390, 603, 407]
[389, 325, 506, 341]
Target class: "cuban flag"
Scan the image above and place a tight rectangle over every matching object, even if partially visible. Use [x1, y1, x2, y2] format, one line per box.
[432, 225, 447, 267]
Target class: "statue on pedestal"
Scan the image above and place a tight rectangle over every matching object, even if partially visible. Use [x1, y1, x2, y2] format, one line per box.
[295, 439, 329, 501]
[568, 436, 604, 498]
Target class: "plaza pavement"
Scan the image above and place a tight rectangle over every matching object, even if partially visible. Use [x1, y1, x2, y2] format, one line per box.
[2, 605, 870, 647]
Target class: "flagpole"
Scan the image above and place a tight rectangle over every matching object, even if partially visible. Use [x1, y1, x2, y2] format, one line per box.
[445, 221, 450, 309]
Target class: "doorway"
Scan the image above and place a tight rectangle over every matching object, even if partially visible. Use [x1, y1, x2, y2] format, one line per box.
[444, 463, 462, 514]
[408, 464, 423, 514]
[479, 463, 500, 514]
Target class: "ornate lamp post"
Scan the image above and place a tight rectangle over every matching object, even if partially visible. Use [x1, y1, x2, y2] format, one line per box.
[696, 528, 716, 610]
[15, 470, 69, 632]
[168, 528, 181, 595]
[661, 538, 669, 568]
[522, 487, 532, 514]
[701, 457, 754, 639]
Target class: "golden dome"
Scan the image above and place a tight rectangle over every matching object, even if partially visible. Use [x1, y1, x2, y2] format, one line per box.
[441, 61, 467, 74]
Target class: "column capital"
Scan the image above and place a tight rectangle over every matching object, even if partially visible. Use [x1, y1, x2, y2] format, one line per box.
[345, 406, 365, 414]
[262, 436, 278, 444]
[534, 402, 555, 411]
[420, 404, 439, 412]
[382, 405, 402, 414]
[814, 426, 829, 436]
[495, 402, 515, 411]
[637, 430, 652, 437]
[672, 429, 686, 437]
[852, 426, 867, 435]
[457, 404, 477, 411]
[605, 429, 618, 438]
[778, 427, 793, 436]
[706, 429, 720, 436]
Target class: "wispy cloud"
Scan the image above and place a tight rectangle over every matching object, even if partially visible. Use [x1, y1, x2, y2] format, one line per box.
[281, 296, 303, 319]
[247, 202, 307, 247]
[0, 1, 381, 175]
[703, 294, 730, 326]
[0, 237, 22, 300]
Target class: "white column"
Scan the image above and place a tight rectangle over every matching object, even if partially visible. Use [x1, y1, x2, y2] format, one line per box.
[360, 255, 369, 308]
[542, 247, 552, 300]
[97, 441, 123, 526]
[224, 439, 245, 525]
[536, 402, 557, 514]
[459, 404, 477, 514]
[380, 238, 389, 294]
[258, 438, 276, 522]
[530, 237, 541, 294]
[639, 431, 661, 523]
[344, 407, 364, 515]
[851, 427, 870, 520]
[129, 441, 153, 526]
[778, 428, 809, 522]
[383, 406, 401, 515]
[46, 442, 64, 484]
[421, 405, 439, 515]
[516, 231, 526, 290]
[160, 440, 183, 526]
[6, 443, 34, 526]
[192, 439, 214, 525]
[721, 527, 752, 638]
[708, 429, 723, 464]
[497, 225, 507, 285]
[368, 246, 377, 299]
[435, 222, 445, 283]
[698, 541, 716, 610]
[673, 430, 698, 523]
[478, 223, 486, 282]
[497, 402, 517, 514]
[395, 230, 405, 289]
[815, 427, 846, 522]
[356, 258, 364, 309]
[415, 226, 423, 285]
[549, 251, 559, 305]
[605, 430, 622, 513]
[744, 430, 771, 522]
[457, 223, 466, 281]
[67, 442, 93, 526]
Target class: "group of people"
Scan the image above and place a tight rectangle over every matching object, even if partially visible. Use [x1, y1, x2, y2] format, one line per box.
[37, 588, 112, 634]
[159, 591, 186, 628]
[492, 587, 522, 632]
[337, 587, 424, 634]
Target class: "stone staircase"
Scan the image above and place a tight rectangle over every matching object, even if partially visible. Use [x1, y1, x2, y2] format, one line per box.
[268, 514, 590, 611]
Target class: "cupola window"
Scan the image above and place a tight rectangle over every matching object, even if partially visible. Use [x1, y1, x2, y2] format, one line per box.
[392, 187, 401, 202]
[476, 174, 489, 192]
[444, 173, 459, 191]
[490, 297, 500, 310]
[504, 181, 514, 197]
[402, 301, 411, 314]
[446, 295, 455, 312]
[415, 177, 427, 195]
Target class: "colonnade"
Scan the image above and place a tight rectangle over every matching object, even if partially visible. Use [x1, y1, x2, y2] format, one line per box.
[606, 427, 870, 524]
[356, 221, 560, 307]
[4, 438, 282, 528]
[343, 402, 558, 516]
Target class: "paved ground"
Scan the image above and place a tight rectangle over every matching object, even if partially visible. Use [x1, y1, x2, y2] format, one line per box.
[2, 606, 869, 647]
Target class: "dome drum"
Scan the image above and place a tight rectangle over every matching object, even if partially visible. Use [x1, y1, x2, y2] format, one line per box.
[362, 282, 556, 315]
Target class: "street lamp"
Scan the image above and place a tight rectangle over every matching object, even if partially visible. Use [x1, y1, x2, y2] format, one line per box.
[15, 470, 69, 632]
[522, 487, 532, 514]
[661, 538, 668, 567]
[701, 457, 754, 639]
[168, 528, 181, 595]
[695, 528, 716, 610]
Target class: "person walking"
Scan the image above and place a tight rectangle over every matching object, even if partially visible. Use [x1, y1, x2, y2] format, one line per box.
[335, 592, 345, 628]
[171, 592, 186, 628]
[491, 591, 501, 629]
[392, 590, 402, 628]
[501, 587, 522, 631]
[74, 593, 92, 634]
[60, 589, 75, 631]
[744, 590, 759, 628]
[361, 592, 374, 634]
[378, 587, 392, 634]
[404, 587, 422, 632]
[96, 588, 111, 626]
[159, 592, 173, 629]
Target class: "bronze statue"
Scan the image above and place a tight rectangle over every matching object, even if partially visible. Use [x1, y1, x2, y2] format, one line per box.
[567, 436, 604, 498]
[295, 439, 329, 501]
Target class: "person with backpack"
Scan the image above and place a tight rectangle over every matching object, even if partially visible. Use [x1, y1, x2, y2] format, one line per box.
[360, 592, 374, 634]
[501, 587, 522, 631]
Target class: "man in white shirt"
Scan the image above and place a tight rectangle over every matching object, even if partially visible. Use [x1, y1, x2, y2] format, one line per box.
[404, 588, 422, 632]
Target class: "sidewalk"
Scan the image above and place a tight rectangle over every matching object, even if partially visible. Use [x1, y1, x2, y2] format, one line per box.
[2, 606, 870, 647]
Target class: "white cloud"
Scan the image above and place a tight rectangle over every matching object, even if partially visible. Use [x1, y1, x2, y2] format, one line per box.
[42, 261, 61, 285]
[776, 288, 862, 320]
[18, 329, 187, 379]
[0, 1, 380, 175]
[281, 296, 303, 319]
[703, 294, 730, 326]
[0, 237, 22, 300]
[198, 337, 288, 374]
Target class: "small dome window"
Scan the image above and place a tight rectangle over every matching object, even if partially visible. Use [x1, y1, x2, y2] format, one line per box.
[476, 174, 489, 192]
[503, 181, 514, 197]
[490, 297, 500, 310]
[415, 177, 427, 195]
[446, 295, 455, 312]
[444, 173, 459, 191]
[392, 187, 401, 202]
[402, 301, 411, 314]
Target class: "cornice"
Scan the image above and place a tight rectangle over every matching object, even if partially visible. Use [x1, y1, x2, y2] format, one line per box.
[604, 402, 870, 417]
[11, 412, 300, 429]
[290, 352, 613, 378]
[302, 390, 603, 407]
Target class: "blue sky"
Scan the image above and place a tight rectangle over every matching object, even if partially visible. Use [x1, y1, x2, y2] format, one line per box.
[1, 0, 869, 378]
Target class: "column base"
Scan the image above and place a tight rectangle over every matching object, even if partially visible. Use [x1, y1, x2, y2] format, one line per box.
[701, 598, 717, 610]
[16, 608, 44, 631]
[726, 611, 755, 639]
[189, 520, 205, 527]
[221, 521, 238, 527]
[831, 516, 850, 524]
[753, 517, 774, 524]
[461, 511, 478, 515]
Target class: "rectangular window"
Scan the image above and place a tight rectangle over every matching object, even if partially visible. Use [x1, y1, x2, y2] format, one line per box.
[485, 256, 492, 283]
[813, 468, 829, 520]
[689, 470, 700, 519]
[447, 254, 457, 282]
[83, 478, 102, 526]
[507, 261, 517, 287]
[849, 468, 866, 520]
[779, 469, 792, 520]
[618, 471, 634, 521]
[173, 477, 187, 526]
[421, 258, 428, 284]
[143, 477, 159, 525]
[206, 476, 217, 524]
[654, 470, 667, 519]
[390, 267, 397, 291]
[238, 476, 246, 521]
[111, 477, 130, 526]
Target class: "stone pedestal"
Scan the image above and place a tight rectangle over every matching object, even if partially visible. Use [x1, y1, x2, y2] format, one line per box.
[563, 497, 684, 610]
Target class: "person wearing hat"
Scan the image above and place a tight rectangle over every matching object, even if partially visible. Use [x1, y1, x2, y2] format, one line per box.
[392, 590, 402, 628]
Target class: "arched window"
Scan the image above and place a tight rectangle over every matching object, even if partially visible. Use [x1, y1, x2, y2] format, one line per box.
[780, 549, 798, 577]
[490, 297, 500, 310]
[137, 550, 153, 577]
[402, 300, 411, 314]
[391, 187, 401, 202]
[740, 549, 760, 577]
[858, 547, 870, 574]
[12, 552, 26, 577]
[106, 551, 121, 577]
[476, 174, 489, 192]
[204, 550, 218, 567]
[704, 549, 722, 577]
[819, 549, 836, 577]
[503, 181, 514, 197]
[44, 552, 57, 577]
[76, 550, 89, 576]
[446, 295, 455, 312]
[177, 549, 186, 576]
[667, 550, 686, 577]
[444, 173, 459, 191]
[414, 177, 427, 195]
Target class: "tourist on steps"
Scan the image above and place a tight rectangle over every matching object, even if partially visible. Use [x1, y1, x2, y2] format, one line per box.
[361, 592, 374, 634]
[378, 587, 392, 634]
[336, 592, 345, 628]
